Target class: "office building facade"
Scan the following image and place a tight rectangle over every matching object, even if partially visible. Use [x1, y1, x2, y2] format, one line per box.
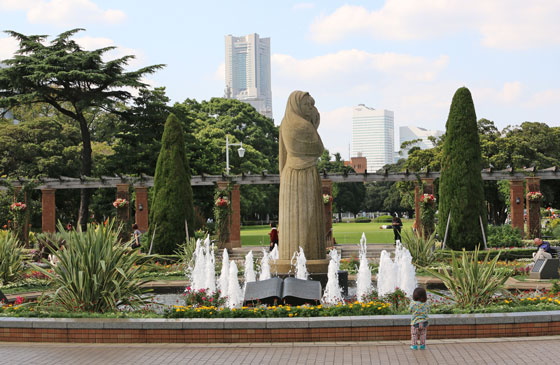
[351, 105, 394, 172]
[399, 126, 443, 157]
[224, 33, 272, 119]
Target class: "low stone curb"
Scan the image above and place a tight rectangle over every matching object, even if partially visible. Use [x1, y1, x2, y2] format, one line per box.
[1, 311, 559, 330]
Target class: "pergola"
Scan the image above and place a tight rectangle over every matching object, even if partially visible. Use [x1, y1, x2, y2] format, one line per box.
[2, 166, 557, 246]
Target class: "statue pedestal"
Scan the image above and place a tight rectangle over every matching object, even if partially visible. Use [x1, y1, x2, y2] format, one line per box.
[271, 259, 329, 275]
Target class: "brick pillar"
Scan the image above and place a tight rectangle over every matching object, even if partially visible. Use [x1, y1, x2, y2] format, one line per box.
[41, 189, 56, 233]
[414, 182, 420, 232]
[322, 179, 333, 247]
[230, 184, 241, 248]
[526, 177, 541, 239]
[134, 186, 149, 232]
[510, 180, 524, 236]
[116, 184, 130, 223]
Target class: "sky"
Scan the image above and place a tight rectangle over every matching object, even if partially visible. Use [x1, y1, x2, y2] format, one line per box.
[1, 0, 560, 159]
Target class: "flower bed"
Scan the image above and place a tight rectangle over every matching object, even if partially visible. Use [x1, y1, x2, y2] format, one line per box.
[165, 301, 392, 318]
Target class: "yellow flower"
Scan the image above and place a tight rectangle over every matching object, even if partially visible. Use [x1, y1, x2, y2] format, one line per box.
[289, 314, 293, 317]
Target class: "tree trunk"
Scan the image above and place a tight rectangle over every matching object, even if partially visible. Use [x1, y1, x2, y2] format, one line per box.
[77, 113, 92, 230]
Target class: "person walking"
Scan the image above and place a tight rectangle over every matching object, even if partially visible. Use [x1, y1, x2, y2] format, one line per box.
[131, 224, 142, 250]
[269, 222, 279, 252]
[392, 213, 403, 243]
[409, 287, 430, 350]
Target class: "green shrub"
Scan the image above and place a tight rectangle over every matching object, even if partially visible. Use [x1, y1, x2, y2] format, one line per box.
[31, 220, 152, 312]
[148, 113, 195, 255]
[354, 217, 372, 223]
[425, 246, 509, 308]
[401, 229, 438, 267]
[175, 237, 197, 271]
[382, 288, 410, 312]
[487, 225, 523, 248]
[0, 231, 24, 285]
[438, 87, 487, 250]
[373, 215, 393, 223]
[435, 248, 535, 261]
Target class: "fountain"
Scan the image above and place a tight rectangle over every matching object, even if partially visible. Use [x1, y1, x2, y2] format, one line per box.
[259, 248, 271, 281]
[356, 233, 372, 301]
[217, 249, 229, 297]
[226, 261, 243, 308]
[204, 240, 216, 294]
[187, 236, 217, 293]
[322, 248, 343, 305]
[189, 239, 206, 291]
[377, 242, 417, 297]
[243, 251, 256, 291]
[293, 247, 308, 280]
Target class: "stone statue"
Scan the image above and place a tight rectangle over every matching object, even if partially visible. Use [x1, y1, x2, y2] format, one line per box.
[275, 91, 328, 273]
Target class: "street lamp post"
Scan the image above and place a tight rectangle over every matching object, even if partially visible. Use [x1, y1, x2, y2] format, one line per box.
[226, 135, 245, 175]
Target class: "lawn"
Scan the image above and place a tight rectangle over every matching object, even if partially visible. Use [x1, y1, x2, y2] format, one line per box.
[240, 219, 414, 246]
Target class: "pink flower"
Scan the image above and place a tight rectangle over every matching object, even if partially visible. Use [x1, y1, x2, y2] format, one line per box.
[15, 296, 24, 305]
[202, 297, 207, 301]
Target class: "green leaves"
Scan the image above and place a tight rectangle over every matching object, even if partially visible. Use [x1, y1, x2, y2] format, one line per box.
[401, 229, 438, 268]
[149, 114, 195, 255]
[425, 246, 509, 308]
[31, 219, 152, 312]
[439, 87, 487, 250]
[0, 231, 25, 286]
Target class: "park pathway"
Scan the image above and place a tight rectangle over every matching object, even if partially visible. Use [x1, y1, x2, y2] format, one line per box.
[0, 335, 559, 364]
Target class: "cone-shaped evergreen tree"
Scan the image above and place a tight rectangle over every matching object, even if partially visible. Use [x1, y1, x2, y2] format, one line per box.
[438, 87, 487, 250]
[148, 113, 195, 254]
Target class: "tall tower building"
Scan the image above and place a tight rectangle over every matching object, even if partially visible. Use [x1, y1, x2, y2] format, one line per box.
[224, 33, 272, 119]
[351, 104, 394, 172]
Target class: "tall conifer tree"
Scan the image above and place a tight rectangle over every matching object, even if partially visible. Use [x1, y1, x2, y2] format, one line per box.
[438, 87, 487, 250]
[149, 114, 194, 254]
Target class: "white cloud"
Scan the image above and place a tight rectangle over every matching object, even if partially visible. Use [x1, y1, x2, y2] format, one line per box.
[0, 37, 19, 61]
[214, 62, 225, 82]
[293, 2, 315, 10]
[524, 89, 560, 108]
[272, 50, 448, 82]
[318, 106, 353, 158]
[75, 36, 145, 69]
[474, 82, 523, 104]
[310, 1, 560, 50]
[0, 0, 126, 26]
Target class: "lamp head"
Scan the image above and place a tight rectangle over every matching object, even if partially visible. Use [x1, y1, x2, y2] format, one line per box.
[237, 146, 245, 158]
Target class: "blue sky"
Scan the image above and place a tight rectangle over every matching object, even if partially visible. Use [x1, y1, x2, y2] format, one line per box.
[2, 0, 560, 158]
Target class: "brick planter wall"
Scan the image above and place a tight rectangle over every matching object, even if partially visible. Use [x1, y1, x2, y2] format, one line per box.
[1, 312, 560, 343]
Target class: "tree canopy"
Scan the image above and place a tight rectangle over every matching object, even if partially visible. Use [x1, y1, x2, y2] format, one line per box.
[439, 87, 486, 250]
[0, 28, 164, 228]
[149, 114, 195, 254]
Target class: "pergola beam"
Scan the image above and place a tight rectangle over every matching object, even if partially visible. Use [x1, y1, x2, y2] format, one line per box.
[2, 167, 560, 189]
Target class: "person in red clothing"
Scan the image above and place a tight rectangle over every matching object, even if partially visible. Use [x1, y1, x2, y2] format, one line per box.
[269, 222, 279, 252]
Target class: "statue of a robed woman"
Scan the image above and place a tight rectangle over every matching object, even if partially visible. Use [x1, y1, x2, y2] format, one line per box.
[276, 91, 328, 273]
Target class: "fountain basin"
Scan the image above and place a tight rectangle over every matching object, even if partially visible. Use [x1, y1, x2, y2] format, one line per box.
[1, 311, 559, 343]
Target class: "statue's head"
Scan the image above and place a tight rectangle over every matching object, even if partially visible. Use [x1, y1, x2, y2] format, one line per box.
[287, 91, 320, 128]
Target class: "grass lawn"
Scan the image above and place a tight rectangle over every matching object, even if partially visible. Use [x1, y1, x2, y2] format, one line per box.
[240, 219, 414, 246]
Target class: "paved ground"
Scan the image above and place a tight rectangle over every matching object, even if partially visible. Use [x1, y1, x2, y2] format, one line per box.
[1, 336, 559, 364]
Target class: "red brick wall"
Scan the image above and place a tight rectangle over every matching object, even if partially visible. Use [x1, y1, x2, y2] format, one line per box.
[2, 323, 560, 343]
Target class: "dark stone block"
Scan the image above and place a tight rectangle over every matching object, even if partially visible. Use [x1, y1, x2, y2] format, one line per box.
[243, 277, 283, 306]
[282, 277, 321, 305]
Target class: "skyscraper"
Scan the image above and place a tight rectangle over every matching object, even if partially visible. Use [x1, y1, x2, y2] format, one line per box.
[351, 104, 394, 172]
[224, 33, 272, 119]
[399, 126, 443, 158]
